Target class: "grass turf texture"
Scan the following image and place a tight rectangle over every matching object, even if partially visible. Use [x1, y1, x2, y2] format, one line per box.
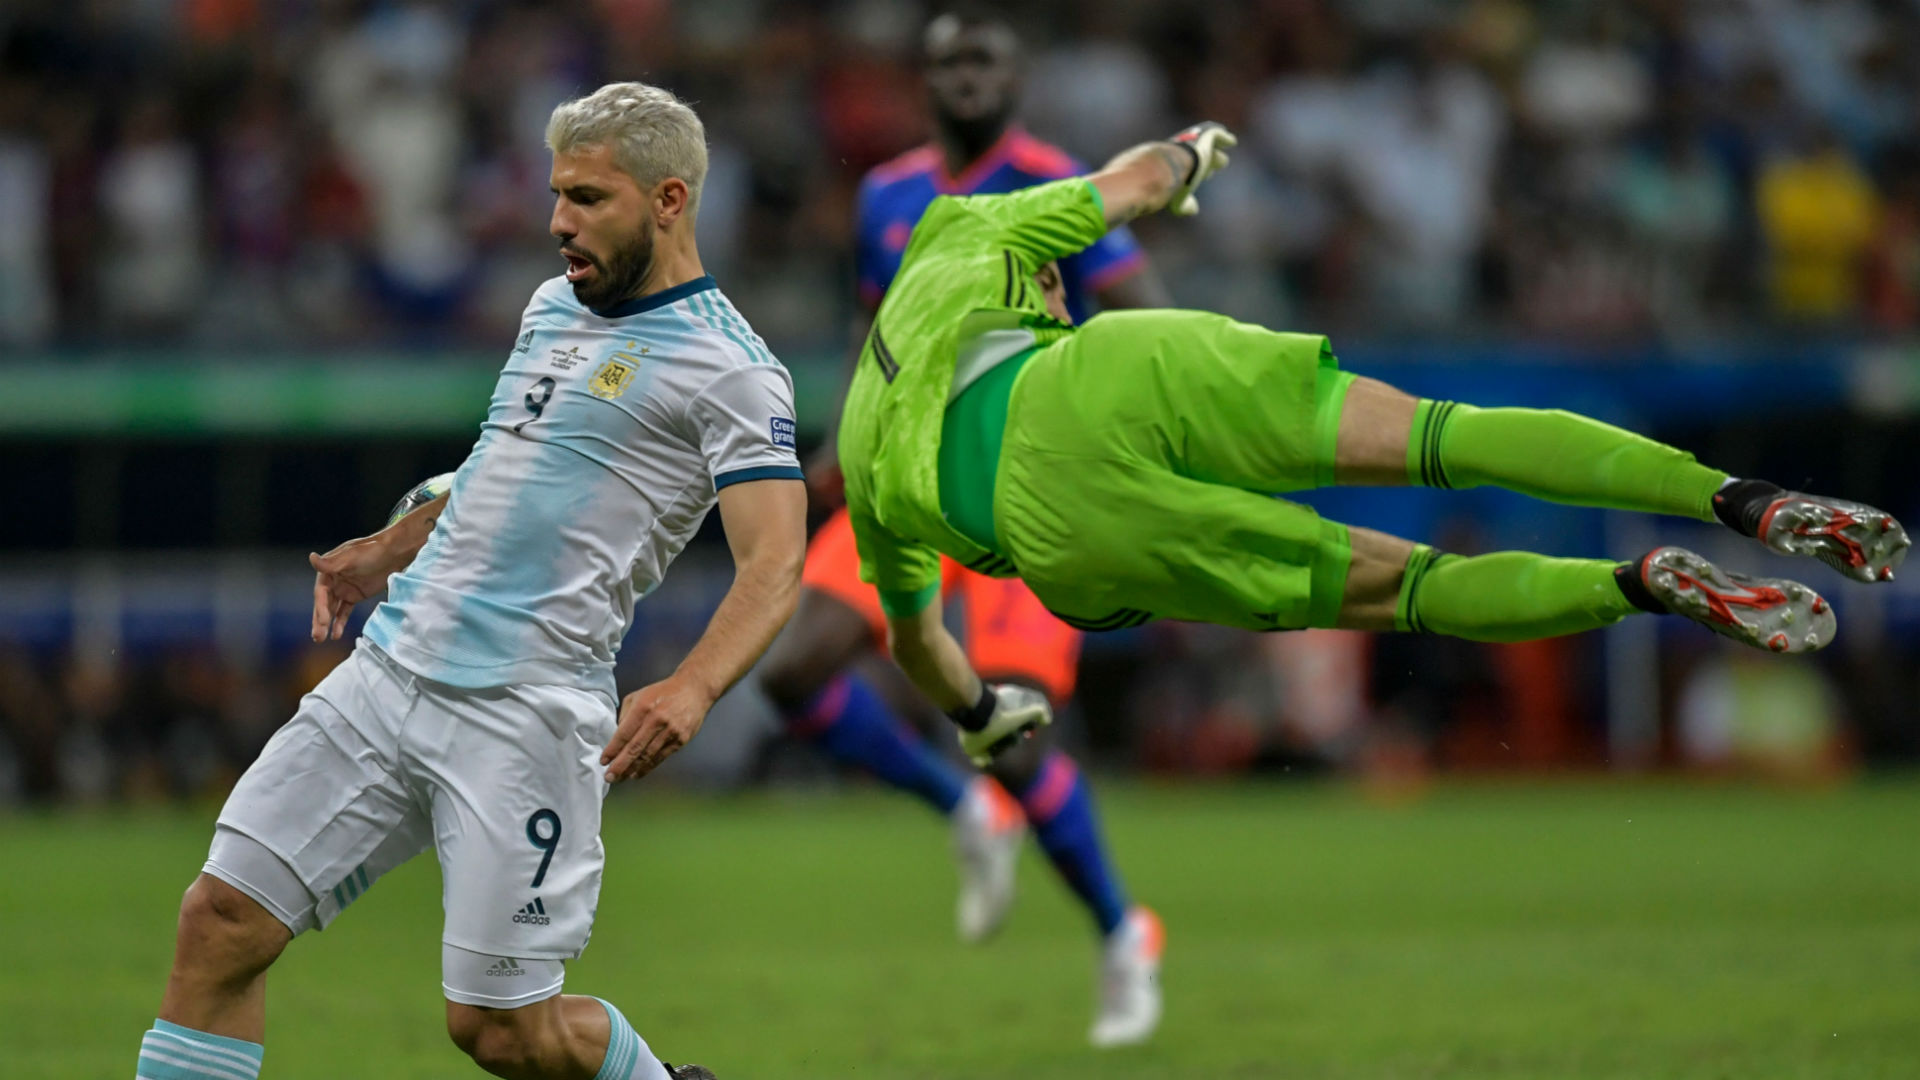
[6, 779, 1919, 1079]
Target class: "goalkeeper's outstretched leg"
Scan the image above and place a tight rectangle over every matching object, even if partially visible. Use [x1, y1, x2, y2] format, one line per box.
[991, 309, 1905, 652]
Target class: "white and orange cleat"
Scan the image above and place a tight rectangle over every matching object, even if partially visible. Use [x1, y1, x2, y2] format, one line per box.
[1756, 492, 1909, 584]
[1090, 906, 1164, 1048]
[952, 777, 1026, 943]
[1640, 547, 1835, 654]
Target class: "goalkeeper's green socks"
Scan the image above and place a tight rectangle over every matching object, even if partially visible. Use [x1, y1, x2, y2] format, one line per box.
[1406, 401, 1726, 521]
[1395, 546, 1658, 641]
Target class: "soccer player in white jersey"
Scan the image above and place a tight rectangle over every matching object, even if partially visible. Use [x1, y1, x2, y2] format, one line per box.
[131, 83, 805, 1080]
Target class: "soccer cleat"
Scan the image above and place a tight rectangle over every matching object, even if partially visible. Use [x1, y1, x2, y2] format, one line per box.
[1090, 906, 1164, 1048]
[952, 778, 1026, 943]
[1756, 493, 1909, 584]
[1640, 547, 1835, 654]
[662, 1064, 716, 1079]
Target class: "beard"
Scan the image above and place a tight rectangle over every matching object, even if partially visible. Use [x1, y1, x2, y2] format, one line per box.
[566, 218, 656, 311]
[940, 107, 1013, 161]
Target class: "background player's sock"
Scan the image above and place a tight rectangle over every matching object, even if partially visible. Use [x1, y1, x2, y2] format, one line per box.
[1009, 752, 1129, 936]
[591, 998, 665, 1079]
[787, 673, 970, 815]
[1408, 401, 1727, 521]
[136, 1019, 263, 1080]
[1396, 545, 1642, 642]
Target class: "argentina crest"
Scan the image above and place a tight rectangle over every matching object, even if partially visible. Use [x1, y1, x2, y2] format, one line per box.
[588, 354, 640, 399]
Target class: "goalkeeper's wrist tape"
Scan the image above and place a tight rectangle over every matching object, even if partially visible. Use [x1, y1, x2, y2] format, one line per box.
[948, 684, 997, 732]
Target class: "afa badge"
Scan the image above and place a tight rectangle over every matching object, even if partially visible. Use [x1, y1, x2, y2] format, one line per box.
[589, 356, 639, 400]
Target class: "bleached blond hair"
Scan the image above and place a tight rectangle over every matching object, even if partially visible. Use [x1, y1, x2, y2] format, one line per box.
[546, 82, 708, 218]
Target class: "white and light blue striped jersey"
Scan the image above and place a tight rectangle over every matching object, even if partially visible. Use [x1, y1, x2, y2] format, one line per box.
[362, 274, 802, 700]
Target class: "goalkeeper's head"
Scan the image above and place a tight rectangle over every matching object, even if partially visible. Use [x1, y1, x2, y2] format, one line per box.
[923, 9, 1020, 152]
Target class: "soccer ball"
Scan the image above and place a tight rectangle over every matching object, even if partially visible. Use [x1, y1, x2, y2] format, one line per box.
[387, 472, 456, 527]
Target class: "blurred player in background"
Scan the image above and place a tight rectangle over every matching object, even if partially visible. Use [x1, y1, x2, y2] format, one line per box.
[838, 121, 1908, 774]
[757, 10, 1168, 1049]
[133, 84, 804, 1080]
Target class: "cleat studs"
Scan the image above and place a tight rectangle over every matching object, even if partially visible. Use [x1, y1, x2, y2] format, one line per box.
[1768, 633, 1789, 652]
[1812, 597, 1826, 614]
[1880, 567, 1894, 581]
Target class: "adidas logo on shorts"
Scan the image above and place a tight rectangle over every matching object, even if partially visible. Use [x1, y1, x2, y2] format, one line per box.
[484, 958, 526, 977]
[513, 897, 551, 926]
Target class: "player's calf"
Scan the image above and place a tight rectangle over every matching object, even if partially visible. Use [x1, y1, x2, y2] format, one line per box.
[159, 875, 292, 1036]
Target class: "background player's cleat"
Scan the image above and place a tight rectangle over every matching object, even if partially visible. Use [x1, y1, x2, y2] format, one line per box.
[957, 683, 1054, 766]
[1641, 547, 1835, 654]
[953, 778, 1026, 943]
[662, 1064, 717, 1079]
[1090, 906, 1164, 1048]
[1757, 494, 1909, 584]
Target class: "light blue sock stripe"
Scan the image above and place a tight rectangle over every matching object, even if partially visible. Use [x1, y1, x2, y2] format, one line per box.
[137, 1038, 260, 1080]
[592, 998, 639, 1080]
[143, 1030, 262, 1074]
[153, 1020, 263, 1061]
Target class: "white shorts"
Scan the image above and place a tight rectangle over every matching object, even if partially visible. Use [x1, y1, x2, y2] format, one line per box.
[204, 641, 615, 1007]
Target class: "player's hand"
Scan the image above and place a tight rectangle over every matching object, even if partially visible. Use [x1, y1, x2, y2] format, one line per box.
[308, 535, 402, 642]
[956, 683, 1054, 766]
[602, 674, 714, 782]
[1165, 121, 1236, 217]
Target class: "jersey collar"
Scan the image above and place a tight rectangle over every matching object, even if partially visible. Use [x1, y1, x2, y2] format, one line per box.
[590, 274, 717, 319]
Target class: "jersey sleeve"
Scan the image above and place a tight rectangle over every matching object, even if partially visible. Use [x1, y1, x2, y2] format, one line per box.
[689, 366, 805, 490]
[846, 494, 943, 616]
[959, 178, 1111, 272]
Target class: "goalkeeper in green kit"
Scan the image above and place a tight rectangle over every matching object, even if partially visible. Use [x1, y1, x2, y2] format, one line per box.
[836, 122, 1911, 761]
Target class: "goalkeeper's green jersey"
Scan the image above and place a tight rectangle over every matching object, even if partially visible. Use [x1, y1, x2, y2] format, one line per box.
[837, 177, 1111, 614]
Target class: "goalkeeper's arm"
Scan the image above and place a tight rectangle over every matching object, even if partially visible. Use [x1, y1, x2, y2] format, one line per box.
[1088, 122, 1236, 226]
[887, 599, 1053, 765]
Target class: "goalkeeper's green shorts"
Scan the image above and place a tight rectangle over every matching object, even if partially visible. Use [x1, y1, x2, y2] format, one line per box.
[994, 309, 1355, 632]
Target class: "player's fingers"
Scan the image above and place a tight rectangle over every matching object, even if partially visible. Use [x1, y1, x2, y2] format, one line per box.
[329, 595, 353, 640]
[311, 571, 334, 643]
[619, 722, 675, 781]
[601, 700, 648, 765]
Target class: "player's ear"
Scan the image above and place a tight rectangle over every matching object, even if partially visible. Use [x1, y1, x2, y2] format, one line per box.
[655, 177, 693, 228]
[1034, 261, 1061, 291]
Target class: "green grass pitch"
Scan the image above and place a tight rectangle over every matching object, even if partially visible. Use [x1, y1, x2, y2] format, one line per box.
[6, 779, 1919, 1078]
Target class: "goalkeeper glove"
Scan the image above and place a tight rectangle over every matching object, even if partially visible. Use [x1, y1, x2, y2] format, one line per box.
[1166, 121, 1236, 216]
[950, 683, 1053, 766]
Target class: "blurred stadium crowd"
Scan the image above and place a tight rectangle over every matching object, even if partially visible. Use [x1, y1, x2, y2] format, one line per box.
[4, 0, 1920, 803]
[4, 0, 1920, 347]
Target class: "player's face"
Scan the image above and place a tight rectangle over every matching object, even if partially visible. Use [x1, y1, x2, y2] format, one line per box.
[925, 24, 1018, 128]
[549, 145, 656, 310]
[1035, 261, 1070, 324]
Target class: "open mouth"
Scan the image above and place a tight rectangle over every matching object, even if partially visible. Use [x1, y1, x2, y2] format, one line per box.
[562, 250, 595, 282]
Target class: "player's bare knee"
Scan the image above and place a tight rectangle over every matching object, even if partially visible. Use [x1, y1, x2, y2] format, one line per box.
[175, 875, 289, 980]
[1336, 527, 1417, 632]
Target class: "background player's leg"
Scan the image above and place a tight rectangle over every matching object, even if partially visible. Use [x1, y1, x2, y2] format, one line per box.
[986, 722, 1130, 938]
[760, 588, 972, 816]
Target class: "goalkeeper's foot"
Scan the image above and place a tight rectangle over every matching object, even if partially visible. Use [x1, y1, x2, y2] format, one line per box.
[953, 777, 1025, 944]
[1638, 547, 1835, 654]
[1090, 907, 1164, 1048]
[662, 1064, 716, 1079]
[1754, 492, 1909, 583]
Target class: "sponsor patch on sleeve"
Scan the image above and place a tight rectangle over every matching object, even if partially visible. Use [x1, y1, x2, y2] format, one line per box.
[771, 417, 797, 449]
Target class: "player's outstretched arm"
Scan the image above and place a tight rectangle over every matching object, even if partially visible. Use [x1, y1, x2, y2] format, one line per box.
[307, 492, 450, 642]
[601, 478, 807, 782]
[1088, 122, 1236, 226]
[888, 601, 1054, 765]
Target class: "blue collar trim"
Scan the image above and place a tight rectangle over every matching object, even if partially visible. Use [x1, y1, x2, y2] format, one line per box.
[591, 274, 718, 319]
